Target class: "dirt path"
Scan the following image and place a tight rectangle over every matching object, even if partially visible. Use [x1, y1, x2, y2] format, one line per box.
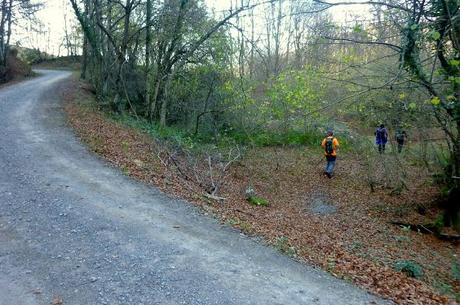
[0, 70, 388, 305]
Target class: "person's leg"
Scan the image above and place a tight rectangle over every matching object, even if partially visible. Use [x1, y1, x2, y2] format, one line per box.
[378, 144, 383, 154]
[325, 157, 336, 177]
[329, 159, 336, 176]
[382, 143, 386, 153]
[397, 140, 403, 153]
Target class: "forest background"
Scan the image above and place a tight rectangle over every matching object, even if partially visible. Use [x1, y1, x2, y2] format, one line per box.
[2, 0, 460, 302]
[59, 0, 459, 217]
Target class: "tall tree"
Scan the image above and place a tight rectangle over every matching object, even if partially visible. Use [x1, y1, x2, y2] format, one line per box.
[0, 0, 40, 80]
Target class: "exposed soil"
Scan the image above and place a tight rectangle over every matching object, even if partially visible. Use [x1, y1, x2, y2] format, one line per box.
[64, 77, 460, 305]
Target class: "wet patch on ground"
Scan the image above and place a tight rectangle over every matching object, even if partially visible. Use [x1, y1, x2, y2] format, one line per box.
[306, 192, 337, 216]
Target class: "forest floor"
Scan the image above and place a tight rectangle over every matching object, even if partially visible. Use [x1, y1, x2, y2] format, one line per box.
[64, 77, 460, 305]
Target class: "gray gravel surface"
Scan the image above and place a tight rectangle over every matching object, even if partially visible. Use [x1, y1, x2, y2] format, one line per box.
[0, 70, 389, 305]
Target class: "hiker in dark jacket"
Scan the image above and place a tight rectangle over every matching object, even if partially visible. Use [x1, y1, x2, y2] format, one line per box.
[321, 130, 340, 178]
[395, 128, 407, 153]
[375, 124, 388, 154]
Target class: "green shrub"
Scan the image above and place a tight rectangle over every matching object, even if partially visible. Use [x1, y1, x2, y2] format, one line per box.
[433, 280, 460, 301]
[394, 260, 423, 278]
[275, 236, 297, 257]
[228, 128, 328, 147]
[433, 213, 445, 232]
[247, 196, 269, 206]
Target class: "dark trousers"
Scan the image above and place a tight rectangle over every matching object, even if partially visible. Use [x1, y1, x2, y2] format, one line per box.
[397, 139, 404, 153]
[325, 155, 336, 176]
[378, 144, 386, 154]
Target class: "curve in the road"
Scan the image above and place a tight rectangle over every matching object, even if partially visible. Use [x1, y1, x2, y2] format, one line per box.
[0, 70, 388, 305]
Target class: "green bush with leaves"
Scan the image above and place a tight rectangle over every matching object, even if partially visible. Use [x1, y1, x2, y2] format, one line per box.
[247, 196, 269, 207]
[266, 67, 327, 130]
[394, 260, 423, 279]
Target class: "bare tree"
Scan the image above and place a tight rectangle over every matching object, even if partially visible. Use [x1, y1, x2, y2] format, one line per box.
[0, 0, 40, 80]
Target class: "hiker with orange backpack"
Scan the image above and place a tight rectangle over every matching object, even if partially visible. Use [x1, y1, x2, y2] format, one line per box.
[321, 129, 340, 178]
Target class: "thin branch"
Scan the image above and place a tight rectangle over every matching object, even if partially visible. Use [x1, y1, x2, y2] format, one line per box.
[321, 35, 402, 51]
[313, 0, 412, 12]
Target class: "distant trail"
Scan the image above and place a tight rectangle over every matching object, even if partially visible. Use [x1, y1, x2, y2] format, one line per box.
[0, 70, 388, 305]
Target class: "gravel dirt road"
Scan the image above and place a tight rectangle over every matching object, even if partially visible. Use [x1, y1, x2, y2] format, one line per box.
[0, 70, 388, 305]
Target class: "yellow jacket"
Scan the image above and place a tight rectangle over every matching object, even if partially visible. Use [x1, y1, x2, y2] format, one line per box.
[321, 136, 339, 156]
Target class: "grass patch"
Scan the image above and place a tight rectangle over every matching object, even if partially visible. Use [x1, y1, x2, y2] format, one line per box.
[394, 260, 424, 279]
[111, 112, 349, 151]
[275, 236, 297, 257]
[111, 113, 193, 145]
[247, 196, 269, 206]
[228, 128, 351, 149]
[433, 280, 460, 301]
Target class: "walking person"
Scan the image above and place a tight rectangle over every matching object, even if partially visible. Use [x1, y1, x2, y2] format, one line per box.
[321, 129, 340, 178]
[375, 124, 388, 154]
[395, 128, 407, 153]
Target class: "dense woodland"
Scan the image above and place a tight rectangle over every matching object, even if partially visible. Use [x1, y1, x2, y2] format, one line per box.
[66, 0, 460, 227]
[0, 0, 459, 300]
[0, 0, 457, 229]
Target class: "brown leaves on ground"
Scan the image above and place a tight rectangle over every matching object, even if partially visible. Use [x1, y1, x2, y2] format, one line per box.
[52, 295, 63, 305]
[62, 77, 459, 305]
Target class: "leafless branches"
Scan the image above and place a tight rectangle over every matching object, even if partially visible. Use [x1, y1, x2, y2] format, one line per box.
[155, 137, 242, 201]
[313, 0, 411, 13]
[205, 146, 242, 198]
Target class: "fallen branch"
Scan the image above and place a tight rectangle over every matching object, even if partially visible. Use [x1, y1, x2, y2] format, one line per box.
[391, 221, 435, 234]
[157, 147, 193, 182]
[438, 233, 460, 243]
[390, 221, 460, 244]
[204, 193, 226, 201]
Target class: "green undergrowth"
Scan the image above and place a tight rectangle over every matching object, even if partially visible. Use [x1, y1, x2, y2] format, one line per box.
[73, 80, 352, 153]
[112, 112, 193, 146]
[247, 195, 269, 206]
[228, 129, 324, 146]
[107, 111, 353, 152]
[394, 260, 424, 279]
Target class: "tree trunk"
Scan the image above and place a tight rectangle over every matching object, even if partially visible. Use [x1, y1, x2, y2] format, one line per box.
[145, 0, 152, 114]
[446, 133, 460, 231]
[149, 73, 162, 121]
[159, 75, 170, 128]
[0, 0, 8, 66]
[81, 36, 88, 79]
[273, 0, 282, 76]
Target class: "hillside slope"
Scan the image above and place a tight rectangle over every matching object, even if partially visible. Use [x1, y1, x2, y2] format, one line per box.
[64, 76, 460, 304]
